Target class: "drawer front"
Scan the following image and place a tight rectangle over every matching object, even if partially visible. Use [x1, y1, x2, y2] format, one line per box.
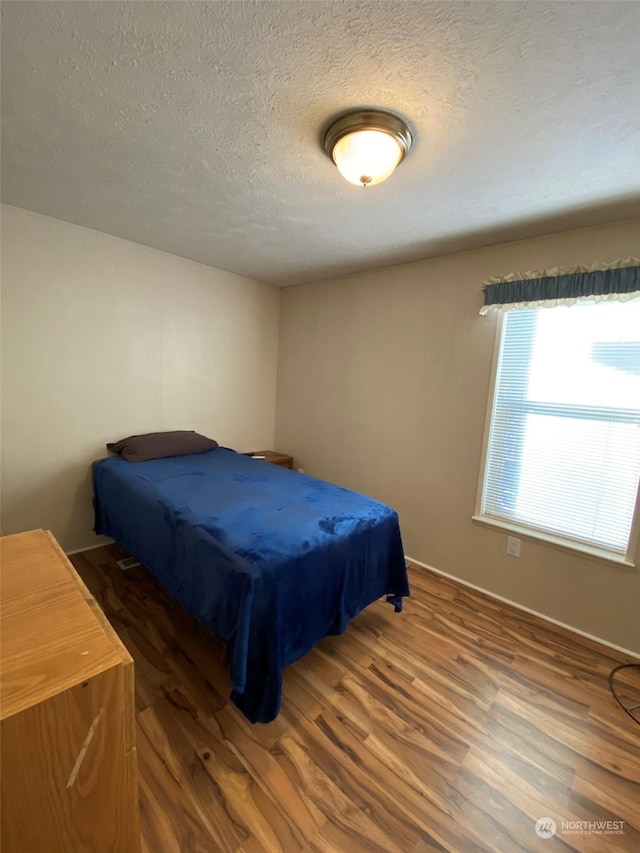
[1, 665, 140, 853]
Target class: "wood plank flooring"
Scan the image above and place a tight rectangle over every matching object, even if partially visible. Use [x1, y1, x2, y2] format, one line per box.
[70, 545, 640, 853]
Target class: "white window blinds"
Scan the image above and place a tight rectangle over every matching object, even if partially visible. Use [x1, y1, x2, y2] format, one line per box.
[480, 299, 640, 557]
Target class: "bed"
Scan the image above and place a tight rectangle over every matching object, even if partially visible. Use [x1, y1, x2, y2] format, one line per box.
[93, 447, 409, 722]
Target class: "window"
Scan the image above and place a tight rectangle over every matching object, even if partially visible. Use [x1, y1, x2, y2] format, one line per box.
[476, 299, 640, 563]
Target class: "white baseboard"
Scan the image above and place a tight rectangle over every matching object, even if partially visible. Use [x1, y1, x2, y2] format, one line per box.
[405, 554, 640, 661]
[64, 539, 637, 660]
[65, 539, 113, 556]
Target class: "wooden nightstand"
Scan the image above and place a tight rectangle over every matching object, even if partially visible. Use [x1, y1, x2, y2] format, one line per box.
[250, 450, 294, 469]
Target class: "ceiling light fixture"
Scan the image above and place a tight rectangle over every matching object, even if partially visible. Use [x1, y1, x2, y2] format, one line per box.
[323, 109, 413, 188]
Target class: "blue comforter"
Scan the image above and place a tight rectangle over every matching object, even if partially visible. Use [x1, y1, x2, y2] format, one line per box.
[93, 448, 409, 722]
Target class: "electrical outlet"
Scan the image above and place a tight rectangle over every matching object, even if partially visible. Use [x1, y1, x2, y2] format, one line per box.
[297, 468, 305, 474]
[506, 536, 521, 557]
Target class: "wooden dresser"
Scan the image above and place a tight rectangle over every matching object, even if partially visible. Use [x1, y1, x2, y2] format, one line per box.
[0, 529, 140, 853]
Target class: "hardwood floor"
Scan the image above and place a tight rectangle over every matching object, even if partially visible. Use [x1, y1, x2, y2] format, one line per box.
[70, 545, 640, 853]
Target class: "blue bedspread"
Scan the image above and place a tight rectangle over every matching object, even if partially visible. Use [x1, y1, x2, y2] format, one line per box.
[93, 448, 409, 722]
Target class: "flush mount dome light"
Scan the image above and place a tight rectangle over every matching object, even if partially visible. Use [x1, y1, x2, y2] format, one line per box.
[323, 109, 413, 188]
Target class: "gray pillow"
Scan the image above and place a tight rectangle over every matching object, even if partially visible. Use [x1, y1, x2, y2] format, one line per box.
[107, 431, 218, 463]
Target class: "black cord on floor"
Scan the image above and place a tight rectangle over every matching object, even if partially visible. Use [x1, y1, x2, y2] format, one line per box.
[608, 663, 640, 726]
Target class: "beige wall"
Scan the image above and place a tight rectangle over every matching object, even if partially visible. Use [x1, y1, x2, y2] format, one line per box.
[275, 219, 640, 653]
[1, 205, 280, 551]
[3, 204, 638, 651]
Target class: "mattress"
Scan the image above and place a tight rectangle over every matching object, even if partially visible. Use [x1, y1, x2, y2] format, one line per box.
[93, 448, 409, 722]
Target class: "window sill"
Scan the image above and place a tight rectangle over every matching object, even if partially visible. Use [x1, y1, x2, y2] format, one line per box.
[471, 515, 637, 570]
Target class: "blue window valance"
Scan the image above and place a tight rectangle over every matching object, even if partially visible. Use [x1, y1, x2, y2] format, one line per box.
[480, 258, 640, 315]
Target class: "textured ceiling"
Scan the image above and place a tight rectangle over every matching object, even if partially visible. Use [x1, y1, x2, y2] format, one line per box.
[2, 1, 639, 286]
